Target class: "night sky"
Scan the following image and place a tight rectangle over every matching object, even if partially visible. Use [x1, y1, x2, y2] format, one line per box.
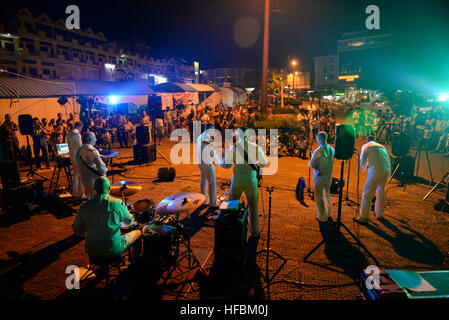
[2, 0, 449, 90]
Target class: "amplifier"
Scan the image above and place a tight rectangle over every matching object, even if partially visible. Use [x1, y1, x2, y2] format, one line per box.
[361, 267, 407, 300]
[391, 155, 415, 179]
[133, 144, 156, 164]
[214, 203, 248, 264]
[157, 167, 176, 182]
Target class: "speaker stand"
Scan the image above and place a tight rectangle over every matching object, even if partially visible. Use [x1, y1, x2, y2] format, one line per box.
[304, 160, 379, 265]
[151, 118, 172, 167]
[25, 135, 49, 182]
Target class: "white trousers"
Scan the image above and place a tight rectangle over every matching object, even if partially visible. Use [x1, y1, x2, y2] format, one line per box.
[70, 155, 85, 198]
[199, 164, 217, 207]
[229, 177, 259, 237]
[360, 170, 389, 221]
[313, 179, 332, 222]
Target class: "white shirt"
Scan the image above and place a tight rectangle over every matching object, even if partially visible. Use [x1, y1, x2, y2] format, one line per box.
[360, 141, 391, 174]
[197, 131, 218, 165]
[67, 128, 82, 158]
[309, 144, 334, 183]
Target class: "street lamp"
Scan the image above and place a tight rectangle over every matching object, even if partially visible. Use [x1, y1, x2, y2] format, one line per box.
[290, 59, 298, 97]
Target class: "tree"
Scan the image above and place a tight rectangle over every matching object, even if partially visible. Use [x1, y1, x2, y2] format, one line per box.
[267, 68, 286, 95]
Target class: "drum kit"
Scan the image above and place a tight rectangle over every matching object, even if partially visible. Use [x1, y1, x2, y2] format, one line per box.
[111, 181, 206, 268]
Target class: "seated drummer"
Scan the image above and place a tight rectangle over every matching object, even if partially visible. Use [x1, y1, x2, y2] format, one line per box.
[72, 177, 142, 258]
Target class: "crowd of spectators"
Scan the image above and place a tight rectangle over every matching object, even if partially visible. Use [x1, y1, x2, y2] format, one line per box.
[350, 105, 449, 157]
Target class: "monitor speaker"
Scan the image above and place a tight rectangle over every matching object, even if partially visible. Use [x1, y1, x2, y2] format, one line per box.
[136, 125, 150, 145]
[18, 114, 33, 136]
[133, 144, 156, 164]
[334, 124, 355, 160]
[0, 161, 21, 188]
[392, 132, 411, 157]
[157, 167, 176, 182]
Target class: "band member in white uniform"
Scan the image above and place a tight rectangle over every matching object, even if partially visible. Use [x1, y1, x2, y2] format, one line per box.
[67, 121, 85, 198]
[76, 132, 107, 199]
[308, 131, 335, 222]
[220, 126, 267, 238]
[355, 136, 391, 224]
[197, 123, 219, 209]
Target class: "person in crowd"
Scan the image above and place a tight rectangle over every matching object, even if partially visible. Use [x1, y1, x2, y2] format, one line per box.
[308, 131, 335, 223]
[32, 117, 50, 169]
[155, 116, 164, 145]
[67, 121, 85, 198]
[0, 114, 20, 163]
[355, 136, 391, 224]
[72, 177, 142, 258]
[352, 109, 360, 137]
[220, 126, 267, 240]
[76, 132, 107, 199]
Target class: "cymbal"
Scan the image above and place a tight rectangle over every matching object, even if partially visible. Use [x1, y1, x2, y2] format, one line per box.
[110, 180, 142, 197]
[156, 192, 205, 216]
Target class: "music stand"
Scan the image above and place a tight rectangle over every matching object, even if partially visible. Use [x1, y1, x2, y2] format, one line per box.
[304, 160, 379, 265]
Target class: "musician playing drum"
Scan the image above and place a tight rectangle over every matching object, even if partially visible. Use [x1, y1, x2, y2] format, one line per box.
[72, 177, 141, 258]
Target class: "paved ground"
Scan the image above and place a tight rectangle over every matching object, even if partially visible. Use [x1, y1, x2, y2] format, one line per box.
[1, 128, 449, 300]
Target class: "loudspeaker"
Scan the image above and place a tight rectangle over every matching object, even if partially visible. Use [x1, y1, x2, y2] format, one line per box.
[0, 161, 21, 188]
[330, 177, 339, 194]
[147, 95, 163, 118]
[392, 132, 411, 157]
[18, 114, 33, 135]
[57, 96, 68, 106]
[334, 124, 355, 160]
[133, 144, 156, 164]
[157, 167, 176, 182]
[136, 125, 150, 145]
[214, 205, 248, 263]
[392, 155, 415, 179]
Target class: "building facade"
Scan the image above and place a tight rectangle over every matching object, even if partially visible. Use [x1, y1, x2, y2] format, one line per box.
[314, 55, 338, 90]
[0, 7, 195, 83]
[202, 67, 256, 87]
[337, 31, 393, 90]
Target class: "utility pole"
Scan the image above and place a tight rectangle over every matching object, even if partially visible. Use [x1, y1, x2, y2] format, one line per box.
[261, 0, 270, 113]
[281, 77, 284, 108]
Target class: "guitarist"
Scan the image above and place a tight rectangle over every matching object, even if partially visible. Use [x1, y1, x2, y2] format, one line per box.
[219, 126, 267, 243]
[76, 132, 108, 199]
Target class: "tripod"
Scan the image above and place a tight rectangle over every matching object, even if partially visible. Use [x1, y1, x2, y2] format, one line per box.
[415, 139, 434, 184]
[304, 160, 379, 265]
[423, 171, 449, 201]
[256, 186, 287, 299]
[24, 135, 49, 182]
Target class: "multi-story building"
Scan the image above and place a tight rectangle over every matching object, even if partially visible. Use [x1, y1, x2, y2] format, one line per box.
[314, 55, 339, 90]
[0, 7, 195, 83]
[202, 67, 256, 87]
[286, 71, 311, 90]
[314, 30, 393, 91]
[337, 30, 393, 90]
